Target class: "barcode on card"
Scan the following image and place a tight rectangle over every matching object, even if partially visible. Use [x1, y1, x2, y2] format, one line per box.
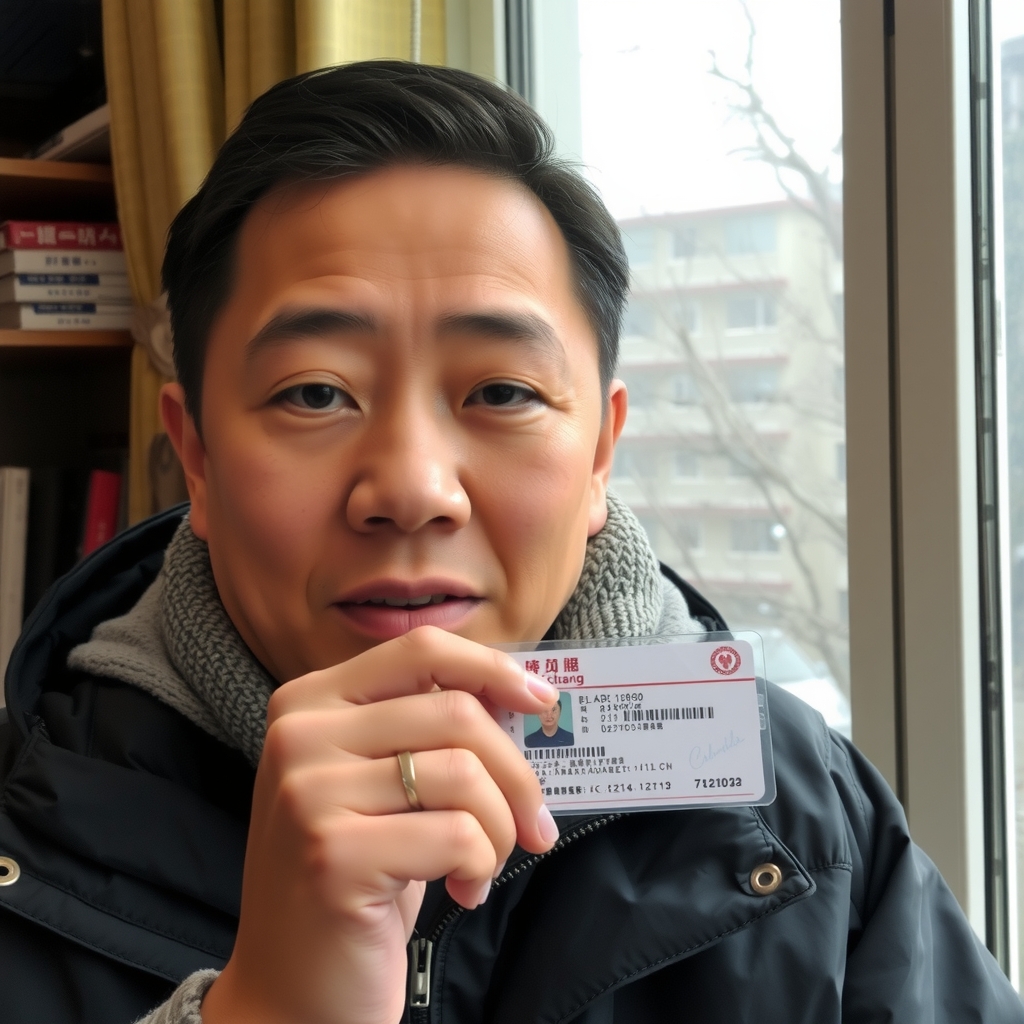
[624, 706, 714, 722]
[525, 746, 607, 760]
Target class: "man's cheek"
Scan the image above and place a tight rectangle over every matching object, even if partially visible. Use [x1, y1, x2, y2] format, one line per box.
[210, 444, 342, 568]
[499, 468, 591, 560]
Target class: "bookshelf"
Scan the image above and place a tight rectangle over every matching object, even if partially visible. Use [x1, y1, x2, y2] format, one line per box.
[0, 329, 131, 349]
[0, 158, 116, 221]
[0, 156, 131, 563]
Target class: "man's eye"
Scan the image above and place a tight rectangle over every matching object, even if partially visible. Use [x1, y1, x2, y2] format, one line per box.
[278, 383, 348, 411]
[467, 382, 539, 407]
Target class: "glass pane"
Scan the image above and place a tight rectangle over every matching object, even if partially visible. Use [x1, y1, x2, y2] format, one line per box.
[991, 0, 1024, 984]
[531, 0, 849, 735]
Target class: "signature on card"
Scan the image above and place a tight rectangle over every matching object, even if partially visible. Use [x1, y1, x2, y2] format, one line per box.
[689, 730, 744, 769]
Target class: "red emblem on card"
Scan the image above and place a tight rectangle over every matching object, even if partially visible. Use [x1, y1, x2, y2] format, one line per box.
[710, 645, 741, 675]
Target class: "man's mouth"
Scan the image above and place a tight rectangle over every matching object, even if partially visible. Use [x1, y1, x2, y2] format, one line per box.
[334, 583, 482, 639]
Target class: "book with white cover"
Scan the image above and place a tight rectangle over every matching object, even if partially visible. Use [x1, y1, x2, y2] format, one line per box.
[0, 303, 134, 330]
[0, 467, 29, 690]
[0, 273, 131, 304]
[0, 249, 126, 276]
[27, 104, 111, 163]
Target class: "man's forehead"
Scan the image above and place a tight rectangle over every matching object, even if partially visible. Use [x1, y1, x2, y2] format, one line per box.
[239, 164, 563, 265]
[217, 164, 595, 354]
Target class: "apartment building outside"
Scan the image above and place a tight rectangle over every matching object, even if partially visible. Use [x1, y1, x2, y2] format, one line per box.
[611, 199, 849, 692]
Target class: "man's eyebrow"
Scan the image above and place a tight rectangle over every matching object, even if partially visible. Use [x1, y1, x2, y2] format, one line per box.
[245, 308, 376, 358]
[437, 311, 562, 354]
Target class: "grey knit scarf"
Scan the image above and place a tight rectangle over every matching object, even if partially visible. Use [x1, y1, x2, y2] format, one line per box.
[69, 491, 702, 767]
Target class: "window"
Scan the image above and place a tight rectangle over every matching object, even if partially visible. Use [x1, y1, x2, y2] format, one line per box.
[613, 449, 660, 479]
[672, 371, 699, 405]
[673, 450, 700, 477]
[528, 0, 848, 707]
[723, 362, 782, 402]
[728, 455, 751, 477]
[622, 228, 656, 266]
[622, 299, 655, 337]
[673, 225, 698, 258]
[672, 517, 702, 551]
[986, 0, 1024, 978]
[730, 519, 783, 553]
[726, 293, 778, 332]
[669, 297, 701, 335]
[836, 442, 846, 482]
[725, 212, 777, 254]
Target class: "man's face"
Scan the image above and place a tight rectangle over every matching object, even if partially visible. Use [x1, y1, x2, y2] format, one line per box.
[163, 164, 626, 682]
[538, 701, 562, 735]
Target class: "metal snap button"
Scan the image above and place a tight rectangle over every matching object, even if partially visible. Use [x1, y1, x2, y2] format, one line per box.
[0, 857, 20, 886]
[750, 862, 782, 895]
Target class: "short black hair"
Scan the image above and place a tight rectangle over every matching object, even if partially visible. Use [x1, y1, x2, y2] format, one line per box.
[163, 60, 629, 426]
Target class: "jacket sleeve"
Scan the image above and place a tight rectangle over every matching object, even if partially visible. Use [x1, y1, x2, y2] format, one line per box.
[828, 730, 1024, 1022]
[133, 971, 219, 1024]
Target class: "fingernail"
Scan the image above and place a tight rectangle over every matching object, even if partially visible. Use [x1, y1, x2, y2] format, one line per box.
[475, 880, 492, 906]
[493, 858, 507, 879]
[525, 673, 558, 702]
[537, 804, 559, 845]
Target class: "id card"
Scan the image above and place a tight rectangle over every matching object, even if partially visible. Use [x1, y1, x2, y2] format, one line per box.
[495, 633, 775, 813]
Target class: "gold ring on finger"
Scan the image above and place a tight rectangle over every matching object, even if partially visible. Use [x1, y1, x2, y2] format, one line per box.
[397, 750, 423, 811]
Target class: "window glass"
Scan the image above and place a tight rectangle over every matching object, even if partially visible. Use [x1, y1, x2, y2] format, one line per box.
[730, 518, 783, 554]
[990, 0, 1024, 982]
[723, 361, 783, 403]
[530, 0, 848, 731]
[725, 212, 777, 254]
[622, 227, 656, 266]
[726, 293, 778, 332]
[673, 450, 700, 478]
[622, 299, 656, 338]
[672, 225, 698, 258]
[673, 371, 699, 405]
[670, 297, 701, 336]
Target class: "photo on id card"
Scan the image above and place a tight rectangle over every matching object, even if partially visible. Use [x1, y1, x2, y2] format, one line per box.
[492, 632, 777, 814]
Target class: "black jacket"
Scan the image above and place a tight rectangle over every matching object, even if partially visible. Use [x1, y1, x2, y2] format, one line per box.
[0, 507, 1021, 1023]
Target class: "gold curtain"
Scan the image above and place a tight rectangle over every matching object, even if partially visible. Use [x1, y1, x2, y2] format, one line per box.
[103, 0, 446, 522]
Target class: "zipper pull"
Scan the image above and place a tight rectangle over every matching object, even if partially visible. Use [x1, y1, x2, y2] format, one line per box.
[408, 937, 433, 1009]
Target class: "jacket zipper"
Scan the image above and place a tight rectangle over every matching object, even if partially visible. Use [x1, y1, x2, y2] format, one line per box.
[407, 814, 620, 1022]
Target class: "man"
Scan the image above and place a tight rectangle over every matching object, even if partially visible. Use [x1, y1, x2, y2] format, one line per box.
[525, 697, 574, 748]
[0, 61, 1021, 1024]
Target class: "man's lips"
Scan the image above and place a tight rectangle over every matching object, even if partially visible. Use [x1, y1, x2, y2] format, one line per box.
[333, 578, 482, 640]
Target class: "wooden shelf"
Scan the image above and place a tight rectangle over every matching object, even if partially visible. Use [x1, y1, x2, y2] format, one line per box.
[0, 329, 131, 349]
[0, 157, 116, 221]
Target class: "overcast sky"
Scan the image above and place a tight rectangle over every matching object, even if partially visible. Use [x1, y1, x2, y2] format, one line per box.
[571, 0, 843, 219]
[541, 1, 1024, 221]
[995, 0, 1024, 43]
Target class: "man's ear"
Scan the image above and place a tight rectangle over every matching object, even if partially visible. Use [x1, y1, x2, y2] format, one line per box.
[160, 383, 210, 540]
[588, 378, 628, 537]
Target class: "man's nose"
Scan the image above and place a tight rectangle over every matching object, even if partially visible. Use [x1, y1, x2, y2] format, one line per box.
[345, 407, 471, 534]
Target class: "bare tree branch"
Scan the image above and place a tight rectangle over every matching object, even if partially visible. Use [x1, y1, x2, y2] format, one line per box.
[708, 0, 842, 254]
[661, 316, 847, 543]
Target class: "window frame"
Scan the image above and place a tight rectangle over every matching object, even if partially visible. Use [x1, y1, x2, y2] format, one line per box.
[494, 0, 1015, 976]
[844, 0, 1013, 973]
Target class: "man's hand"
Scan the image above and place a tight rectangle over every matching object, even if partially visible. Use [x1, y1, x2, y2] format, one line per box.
[201, 626, 560, 1024]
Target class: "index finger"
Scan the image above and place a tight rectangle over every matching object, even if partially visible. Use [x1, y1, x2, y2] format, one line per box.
[269, 626, 558, 719]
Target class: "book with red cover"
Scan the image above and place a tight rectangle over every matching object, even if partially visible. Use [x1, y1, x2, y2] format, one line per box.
[0, 221, 122, 251]
[80, 470, 122, 556]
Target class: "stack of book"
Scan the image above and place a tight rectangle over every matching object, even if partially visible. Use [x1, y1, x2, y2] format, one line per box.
[0, 220, 132, 330]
